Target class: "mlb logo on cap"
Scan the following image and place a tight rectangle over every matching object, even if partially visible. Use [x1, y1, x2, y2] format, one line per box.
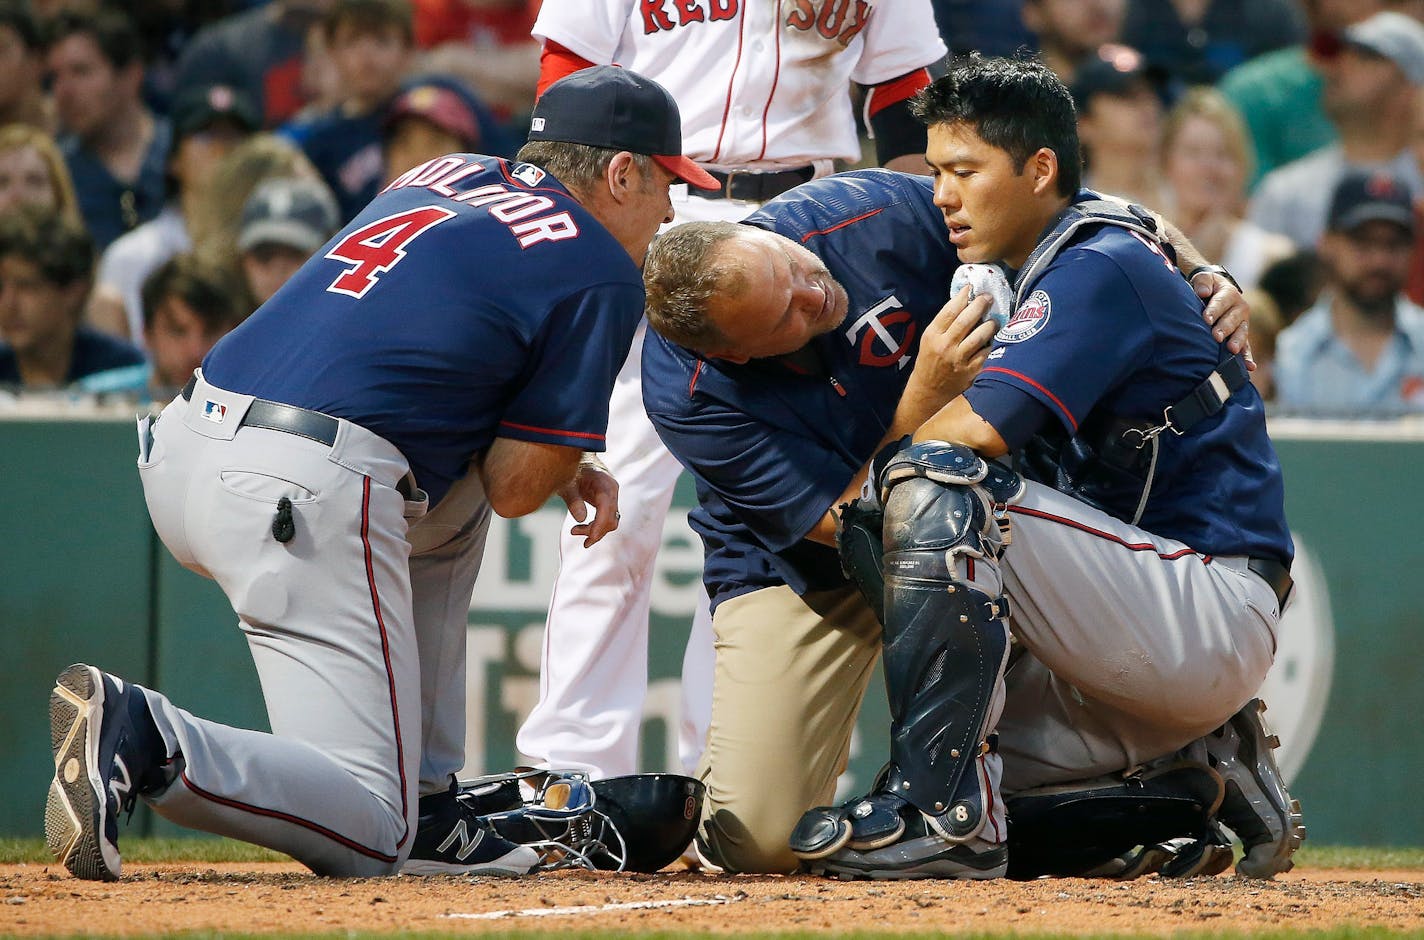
[202, 400, 227, 424]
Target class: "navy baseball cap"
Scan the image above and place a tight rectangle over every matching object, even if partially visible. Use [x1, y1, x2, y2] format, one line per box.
[171, 83, 261, 140]
[528, 65, 718, 190]
[1327, 170, 1416, 235]
[1070, 44, 1165, 112]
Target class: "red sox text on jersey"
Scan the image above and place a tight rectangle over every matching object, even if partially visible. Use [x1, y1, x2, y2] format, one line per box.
[640, 0, 872, 46]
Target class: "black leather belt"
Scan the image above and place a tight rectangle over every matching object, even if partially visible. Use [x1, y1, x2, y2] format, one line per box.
[693, 166, 815, 202]
[1246, 556, 1293, 608]
[181, 375, 338, 447]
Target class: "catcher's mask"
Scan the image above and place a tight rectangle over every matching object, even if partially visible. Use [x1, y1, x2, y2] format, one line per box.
[456, 770, 704, 873]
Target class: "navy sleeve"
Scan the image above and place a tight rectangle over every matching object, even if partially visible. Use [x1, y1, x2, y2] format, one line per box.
[965, 247, 1152, 441]
[649, 401, 855, 553]
[497, 282, 641, 451]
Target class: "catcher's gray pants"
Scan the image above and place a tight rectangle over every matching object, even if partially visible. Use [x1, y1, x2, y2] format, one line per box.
[697, 480, 1280, 874]
[134, 371, 489, 876]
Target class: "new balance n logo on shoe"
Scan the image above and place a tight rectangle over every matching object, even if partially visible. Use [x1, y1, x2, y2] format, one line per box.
[435, 818, 488, 862]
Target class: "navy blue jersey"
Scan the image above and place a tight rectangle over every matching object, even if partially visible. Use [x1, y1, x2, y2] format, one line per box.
[966, 195, 1292, 562]
[204, 153, 643, 504]
[643, 170, 957, 609]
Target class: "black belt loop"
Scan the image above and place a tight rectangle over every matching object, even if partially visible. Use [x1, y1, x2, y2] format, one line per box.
[1246, 556, 1293, 608]
[181, 375, 338, 447]
[693, 166, 815, 201]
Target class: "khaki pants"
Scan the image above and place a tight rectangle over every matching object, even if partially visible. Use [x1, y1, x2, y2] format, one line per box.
[695, 584, 881, 874]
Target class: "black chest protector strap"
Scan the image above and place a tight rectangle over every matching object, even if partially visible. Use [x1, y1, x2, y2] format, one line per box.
[1013, 196, 1164, 305]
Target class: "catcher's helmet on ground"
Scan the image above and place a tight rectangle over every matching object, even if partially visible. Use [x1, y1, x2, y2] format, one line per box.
[586, 773, 705, 872]
[458, 770, 704, 873]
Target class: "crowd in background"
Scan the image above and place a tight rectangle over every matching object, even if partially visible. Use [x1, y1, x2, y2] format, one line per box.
[0, 0, 1422, 416]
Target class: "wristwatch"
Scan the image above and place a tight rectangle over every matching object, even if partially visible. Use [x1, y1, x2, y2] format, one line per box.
[1186, 264, 1243, 294]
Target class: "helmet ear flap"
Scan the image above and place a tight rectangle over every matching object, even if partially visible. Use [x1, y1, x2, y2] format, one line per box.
[587, 774, 705, 872]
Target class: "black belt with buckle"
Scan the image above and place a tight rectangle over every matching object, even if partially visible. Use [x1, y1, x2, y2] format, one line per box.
[1246, 556, 1293, 608]
[694, 166, 815, 202]
[181, 375, 339, 447]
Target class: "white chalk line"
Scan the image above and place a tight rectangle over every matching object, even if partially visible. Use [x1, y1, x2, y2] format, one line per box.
[445, 894, 744, 920]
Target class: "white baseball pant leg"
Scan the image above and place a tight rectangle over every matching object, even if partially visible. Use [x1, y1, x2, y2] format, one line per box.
[517, 191, 756, 779]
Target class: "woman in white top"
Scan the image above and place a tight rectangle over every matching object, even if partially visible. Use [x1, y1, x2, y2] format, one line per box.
[1159, 86, 1294, 291]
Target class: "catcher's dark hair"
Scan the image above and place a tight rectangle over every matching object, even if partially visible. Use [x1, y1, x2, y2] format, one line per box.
[0, 204, 93, 288]
[642, 221, 743, 353]
[911, 53, 1082, 197]
[141, 252, 248, 332]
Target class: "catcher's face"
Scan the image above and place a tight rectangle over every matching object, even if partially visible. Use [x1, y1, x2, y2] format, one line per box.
[703, 228, 848, 362]
[927, 121, 1058, 270]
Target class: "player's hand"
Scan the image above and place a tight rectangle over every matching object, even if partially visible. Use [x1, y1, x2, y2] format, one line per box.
[1193, 271, 1256, 371]
[910, 286, 999, 401]
[559, 454, 620, 548]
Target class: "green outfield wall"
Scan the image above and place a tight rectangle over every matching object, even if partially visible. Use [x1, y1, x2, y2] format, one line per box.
[2, 408, 1419, 846]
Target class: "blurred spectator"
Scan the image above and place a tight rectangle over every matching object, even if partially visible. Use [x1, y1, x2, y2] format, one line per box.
[89, 83, 260, 344]
[287, 0, 415, 221]
[1275, 170, 1424, 413]
[1219, 0, 1389, 187]
[0, 206, 142, 388]
[174, 0, 335, 129]
[79, 252, 248, 399]
[186, 132, 322, 271]
[0, 124, 81, 220]
[1249, 10, 1424, 250]
[380, 75, 507, 184]
[1259, 249, 1327, 327]
[932, 0, 1035, 57]
[0, 3, 52, 132]
[46, 9, 169, 251]
[295, 15, 345, 120]
[237, 175, 340, 305]
[1120, 0, 1306, 87]
[127, 0, 244, 115]
[1071, 44, 1166, 208]
[1019, 0, 1127, 85]
[1242, 286, 1285, 402]
[1158, 87, 1293, 290]
[411, 0, 540, 132]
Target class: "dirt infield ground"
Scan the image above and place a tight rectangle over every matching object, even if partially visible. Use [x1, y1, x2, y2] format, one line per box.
[1, 862, 1422, 936]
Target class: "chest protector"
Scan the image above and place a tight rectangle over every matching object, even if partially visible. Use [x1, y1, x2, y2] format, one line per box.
[1011, 198, 1248, 526]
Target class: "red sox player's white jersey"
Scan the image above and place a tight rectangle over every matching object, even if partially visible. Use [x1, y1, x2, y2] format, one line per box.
[532, 0, 948, 171]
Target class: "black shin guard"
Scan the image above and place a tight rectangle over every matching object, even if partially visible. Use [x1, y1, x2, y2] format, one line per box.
[880, 477, 1011, 840]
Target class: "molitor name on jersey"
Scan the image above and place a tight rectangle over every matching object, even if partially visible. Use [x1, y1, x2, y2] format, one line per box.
[641, 0, 873, 47]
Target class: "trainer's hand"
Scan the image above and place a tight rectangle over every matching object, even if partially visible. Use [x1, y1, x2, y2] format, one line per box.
[1193, 271, 1255, 371]
[908, 286, 999, 403]
[559, 454, 619, 548]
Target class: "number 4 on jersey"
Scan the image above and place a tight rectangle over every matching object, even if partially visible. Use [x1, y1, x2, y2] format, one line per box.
[325, 206, 457, 298]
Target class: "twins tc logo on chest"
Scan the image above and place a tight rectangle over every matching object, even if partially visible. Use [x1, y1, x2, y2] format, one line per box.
[845, 296, 916, 369]
[641, 0, 873, 46]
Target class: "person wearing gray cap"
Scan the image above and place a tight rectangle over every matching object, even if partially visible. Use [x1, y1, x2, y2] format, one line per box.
[237, 176, 341, 305]
[1248, 9, 1424, 250]
[1274, 169, 1424, 414]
